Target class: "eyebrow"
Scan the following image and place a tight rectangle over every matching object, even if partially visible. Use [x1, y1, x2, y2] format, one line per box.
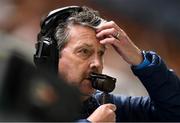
[76, 43, 106, 51]
[101, 45, 106, 52]
[74, 43, 93, 50]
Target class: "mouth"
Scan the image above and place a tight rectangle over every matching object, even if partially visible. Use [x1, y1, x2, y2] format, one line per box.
[86, 72, 99, 79]
[82, 72, 100, 87]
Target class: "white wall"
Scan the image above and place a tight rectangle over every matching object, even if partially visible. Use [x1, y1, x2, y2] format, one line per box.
[103, 45, 148, 96]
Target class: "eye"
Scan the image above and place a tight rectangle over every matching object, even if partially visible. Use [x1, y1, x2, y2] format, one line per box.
[80, 48, 89, 54]
[98, 51, 105, 57]
[77, 48, 92, 59]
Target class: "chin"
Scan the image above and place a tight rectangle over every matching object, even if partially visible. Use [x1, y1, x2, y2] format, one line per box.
[81, 88, 95, 95]
[80, 79, 94, 93]
[80, 88, 95, 101]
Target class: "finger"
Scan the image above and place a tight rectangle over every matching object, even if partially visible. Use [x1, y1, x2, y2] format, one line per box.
[96, 28, 117, 39]
[99, 37, 119, 45]
[96, 21, 119, 32]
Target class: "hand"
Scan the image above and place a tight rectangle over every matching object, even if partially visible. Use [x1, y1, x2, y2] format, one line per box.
[96, 21, 143, 66]
[87, 103, 116, 122]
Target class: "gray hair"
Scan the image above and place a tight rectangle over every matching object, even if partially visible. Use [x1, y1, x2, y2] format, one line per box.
[54, 6, 104, 56]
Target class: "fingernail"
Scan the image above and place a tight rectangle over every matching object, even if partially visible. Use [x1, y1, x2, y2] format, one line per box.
[100, 40, 105, 44]
[96, 33, 100, 37]
[96, 29, 100, 32]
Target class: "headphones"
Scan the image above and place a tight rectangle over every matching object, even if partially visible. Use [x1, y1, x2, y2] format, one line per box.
[34, 6, 82, 73]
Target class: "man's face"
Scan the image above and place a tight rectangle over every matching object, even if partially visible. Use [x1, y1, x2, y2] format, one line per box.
[58, 24, 105, 100]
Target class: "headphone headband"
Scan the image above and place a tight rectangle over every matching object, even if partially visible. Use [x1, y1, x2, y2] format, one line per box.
[40, 6, 82, 36]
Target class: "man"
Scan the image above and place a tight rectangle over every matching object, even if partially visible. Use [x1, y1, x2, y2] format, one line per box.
[34, 6, 180, 122]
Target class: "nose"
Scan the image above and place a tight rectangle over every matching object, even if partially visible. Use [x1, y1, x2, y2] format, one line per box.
[90, 55, 103, 72]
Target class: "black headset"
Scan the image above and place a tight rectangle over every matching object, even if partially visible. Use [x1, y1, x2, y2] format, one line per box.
[34, 6, 82, 73]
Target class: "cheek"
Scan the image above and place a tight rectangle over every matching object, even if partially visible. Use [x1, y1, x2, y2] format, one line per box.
[58, 58, 75, 82]
[58, 57, 88, 85]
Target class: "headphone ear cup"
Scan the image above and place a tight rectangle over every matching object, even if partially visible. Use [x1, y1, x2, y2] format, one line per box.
[33, 41, 48, 69]
[34, 6, 83, 74]
[34, 38, 59, 74]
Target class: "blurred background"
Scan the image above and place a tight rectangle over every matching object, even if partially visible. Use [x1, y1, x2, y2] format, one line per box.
[0, 0, 180, 96]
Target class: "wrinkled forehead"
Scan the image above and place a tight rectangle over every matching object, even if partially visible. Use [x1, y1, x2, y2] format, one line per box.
[68, 24, 106, 50]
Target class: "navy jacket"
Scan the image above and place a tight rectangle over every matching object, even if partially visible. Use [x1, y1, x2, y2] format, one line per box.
[79, 51, 180, 122]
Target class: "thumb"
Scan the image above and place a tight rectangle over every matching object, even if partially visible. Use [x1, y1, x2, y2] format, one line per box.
[105, 104, 117, 112]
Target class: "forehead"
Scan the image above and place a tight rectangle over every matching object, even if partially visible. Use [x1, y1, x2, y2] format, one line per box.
[67, 24, 105, 50]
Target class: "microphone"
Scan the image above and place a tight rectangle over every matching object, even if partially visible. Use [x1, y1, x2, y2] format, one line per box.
[89, 73, 116, 104]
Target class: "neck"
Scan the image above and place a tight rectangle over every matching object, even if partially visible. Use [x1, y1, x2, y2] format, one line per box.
[81, 95, 91, 102]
